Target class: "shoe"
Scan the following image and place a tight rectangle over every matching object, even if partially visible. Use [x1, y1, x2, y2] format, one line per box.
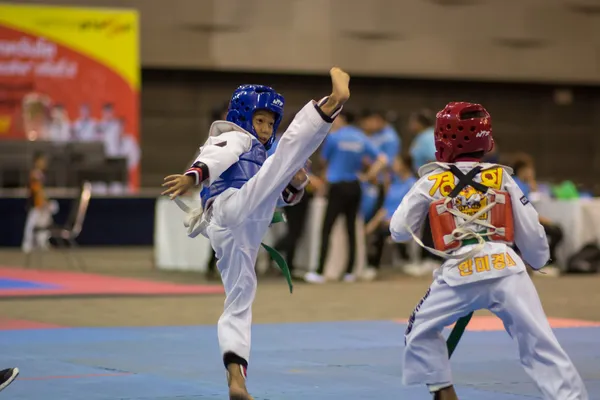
[343, 273, 357, 283]
[291, 269, 306, 280]
[0, 368, 19, 392]
[360, 267, 378, 281]
[403, 262, 431, 277]
[304, 271, 326, 284]
[422, 259, 442, 273]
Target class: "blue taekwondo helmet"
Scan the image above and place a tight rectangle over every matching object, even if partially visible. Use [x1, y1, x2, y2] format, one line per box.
[226, 84, 284, 150]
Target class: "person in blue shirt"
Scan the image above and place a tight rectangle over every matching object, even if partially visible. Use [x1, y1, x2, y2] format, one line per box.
[304, 111, 387, 284]
[358, 109, 401, 222]
[406, 108, 442, 275]
[269, 127, 326, 279]
[408, 109, 436, 172]
[363, 153, 417, 280]
[513, 159, 563, 274]
[512, 160, 533, 197]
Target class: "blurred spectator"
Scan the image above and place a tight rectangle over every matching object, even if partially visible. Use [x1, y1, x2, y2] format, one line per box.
[408, 108, 436, 172]
[363, 153, 417, 280]
[406, 108, 440, 276]
[72, 104, 97, 142]
[46, 104, 71, 142]
[273, 168, 324, 280]
[97, 103, 121, 157]
[268, 118, 326, 279]
[513, 159, 563, 275]
[482, 142, 500, 164]
[116, 118, 141, 171]
[305, 112, 387, 284]
[22, 152, 56, 253]
[358, 109, 401, 222]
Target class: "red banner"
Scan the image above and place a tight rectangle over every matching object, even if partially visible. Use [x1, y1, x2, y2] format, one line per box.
[0, 4, 140, 190]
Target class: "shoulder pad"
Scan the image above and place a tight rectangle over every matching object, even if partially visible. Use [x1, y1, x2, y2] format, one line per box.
[208, 120, 254, 139]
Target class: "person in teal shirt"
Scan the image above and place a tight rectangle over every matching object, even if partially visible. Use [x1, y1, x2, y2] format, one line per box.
[513, 159, 563, 275]
[408, 109, 436, 172]
[406, 109, 440, 274]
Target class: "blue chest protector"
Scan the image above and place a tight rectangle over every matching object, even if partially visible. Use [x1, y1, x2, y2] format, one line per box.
[200, 139, 267, 208]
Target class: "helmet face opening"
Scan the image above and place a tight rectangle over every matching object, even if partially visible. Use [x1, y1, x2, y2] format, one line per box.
[226, 85, 284, 150]
[434, 102, 493, 163]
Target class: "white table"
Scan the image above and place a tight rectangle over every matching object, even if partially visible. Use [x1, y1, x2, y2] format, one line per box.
[534, 198, 600, 268]
[155, 194, 600, 273]
[154, 194, 367, 278]
[154, 193, 212, 271]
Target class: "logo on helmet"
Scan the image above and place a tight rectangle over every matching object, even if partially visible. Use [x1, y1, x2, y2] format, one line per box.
[476, 130, 490, 138]
[272, 98, 283, 107]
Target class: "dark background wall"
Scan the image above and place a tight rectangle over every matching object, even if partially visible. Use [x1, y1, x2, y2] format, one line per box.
[12, 0, 600, 190]
[140, 69, 600, 190]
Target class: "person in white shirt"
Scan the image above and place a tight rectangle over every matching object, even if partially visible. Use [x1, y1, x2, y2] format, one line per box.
[72, 104, 97, 142]
[97, 103, 121, 157]
[46, 104, 71, 142]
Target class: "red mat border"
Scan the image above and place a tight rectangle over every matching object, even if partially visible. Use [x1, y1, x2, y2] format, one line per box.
[0, 267, 223, 297]
[0, 318, 65, 330]
[395, 316, 600, 331]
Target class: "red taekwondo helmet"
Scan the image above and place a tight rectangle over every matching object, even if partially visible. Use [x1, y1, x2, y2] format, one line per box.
[434, 102, 494, 163]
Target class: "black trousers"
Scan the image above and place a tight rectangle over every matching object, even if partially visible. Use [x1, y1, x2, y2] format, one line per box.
[317, 181, 362, 275]
[368, 223, 409, 269]
[542, 222, 564, 264]
[274, 192, 312, 272]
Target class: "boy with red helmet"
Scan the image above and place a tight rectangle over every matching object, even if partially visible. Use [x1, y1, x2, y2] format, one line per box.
[389, 102, 588, 399]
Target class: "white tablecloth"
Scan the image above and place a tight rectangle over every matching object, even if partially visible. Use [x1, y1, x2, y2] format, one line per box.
[155, 195, 600, 273]
[534, 198, 600, 267]
[154, 195, 366, 278]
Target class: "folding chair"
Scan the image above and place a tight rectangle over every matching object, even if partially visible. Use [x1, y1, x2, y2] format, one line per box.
[26, 181, 92, 270]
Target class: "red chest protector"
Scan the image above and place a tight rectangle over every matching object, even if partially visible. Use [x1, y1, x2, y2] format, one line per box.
[428, 165, 515, 253]
[429, 190, 514, 252]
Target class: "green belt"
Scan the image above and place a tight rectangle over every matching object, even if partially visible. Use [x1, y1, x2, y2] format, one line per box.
[461, 237, 489, 246]
[260, 210, 293, 294]
[446, 236, 491, 357]
[447, 312, 473, 358]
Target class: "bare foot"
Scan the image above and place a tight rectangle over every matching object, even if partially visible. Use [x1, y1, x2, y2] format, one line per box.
[227, 364, 253, 400]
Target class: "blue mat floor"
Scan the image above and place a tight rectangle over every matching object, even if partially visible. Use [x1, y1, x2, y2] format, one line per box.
[1, 321, 598, 399]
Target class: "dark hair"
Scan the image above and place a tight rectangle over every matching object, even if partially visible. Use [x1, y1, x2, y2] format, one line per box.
[211, 102, 229, 121]
[398, 153, 413, 170]
[339, 110, 356, 124]
[359, 108, 386, 120]
[410, 108, 434, 128]
[102, 103, 114, 110]
[32, 151, 47, 164]
[512, 159, 531, 177]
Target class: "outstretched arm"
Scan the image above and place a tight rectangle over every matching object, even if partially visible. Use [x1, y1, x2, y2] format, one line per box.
[162, 130, 252, 199]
